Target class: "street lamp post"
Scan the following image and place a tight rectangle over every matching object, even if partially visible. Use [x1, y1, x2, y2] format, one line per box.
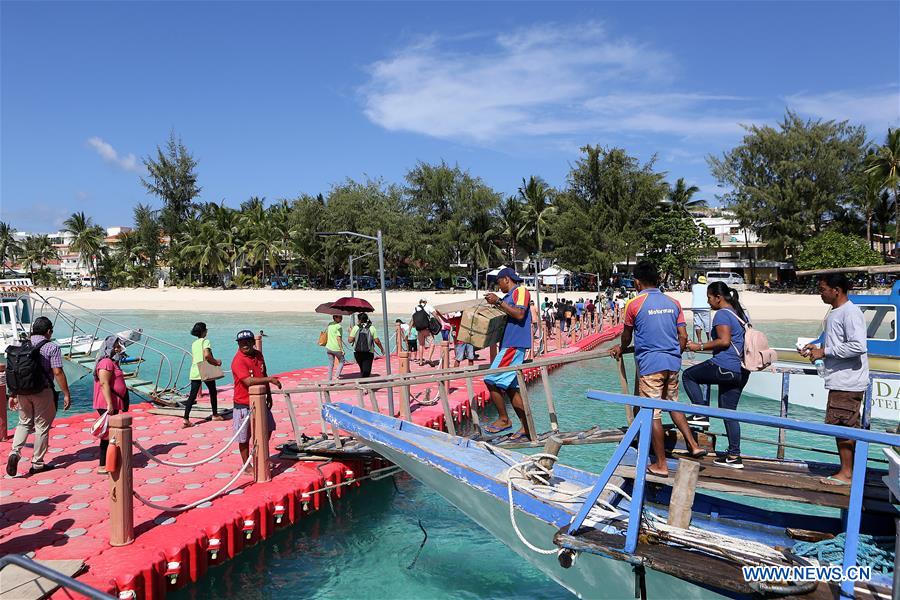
[348, 252, 375, 297]
[318, 230, 394, 414]
[474, 267, 492, 298]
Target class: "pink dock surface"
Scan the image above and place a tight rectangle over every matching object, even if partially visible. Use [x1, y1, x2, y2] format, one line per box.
[1, 327, 620, 599]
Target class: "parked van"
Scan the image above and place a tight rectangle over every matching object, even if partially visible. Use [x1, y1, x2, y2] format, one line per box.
[705, 271, 745, 289]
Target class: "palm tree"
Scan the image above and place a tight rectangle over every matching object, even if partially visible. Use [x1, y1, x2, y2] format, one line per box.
[874, 190, 897, 257]
[666, 178, 706, 213]
[467, 211, 502, 275]
[181, 223, 232, 287]
[865, 128, 900, 251]
[855, 171, 882, 249]
[0, 222, 22, 275]
[497, 196, 525, 262]
[21, 235, 58, 279]
[64, 211, 105, 290]
[518, 176, 556, 257]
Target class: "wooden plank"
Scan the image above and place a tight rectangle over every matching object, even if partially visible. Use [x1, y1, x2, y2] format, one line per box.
[516, 371, 537, 442]
[465, 376, 481, 432]
[437, 383, 457, 437]
[667, 459, 699, 528]
[323, 390, 342, 448]
[0, 559, 84, 600]
[539, 366, 559, 433]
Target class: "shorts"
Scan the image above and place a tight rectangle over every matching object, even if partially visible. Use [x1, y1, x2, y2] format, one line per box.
[407, 339, 418, 352]
[484, 347, 526, 390]
[693, 310, 711, 332]
[825, 390, 863, 430]
[440, 330, 450, 341]
[455, 342, 475, 362]
[232, 405, 277, 444]
[636, 370, 680, 419]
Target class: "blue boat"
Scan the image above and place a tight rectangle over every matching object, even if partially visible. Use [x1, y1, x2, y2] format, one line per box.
[324, 378, 899, 599]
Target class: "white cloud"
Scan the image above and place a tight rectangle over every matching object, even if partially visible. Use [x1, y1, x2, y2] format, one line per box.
[785, 87, 900, 132]
[360, 23, 760, 143]
[87, 137, 142, 173]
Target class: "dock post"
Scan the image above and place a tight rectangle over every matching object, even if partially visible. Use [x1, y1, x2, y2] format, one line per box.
[777, 373, 789, 460]
[395, 324, 403, 357]
[108, 413, 134, 546]
[255, 330, 264, 353]
[437, 382, 457, 437]
[465, 376, 481, 432]
[399, 352, 412, 420]
[0, 365, 7, 441]
[440, 341, 450, 370]
[667, 459, 699, 529]
[249, 384, 271, 484]
[540, 366, 559, 433]
[516, 371, 537, 442]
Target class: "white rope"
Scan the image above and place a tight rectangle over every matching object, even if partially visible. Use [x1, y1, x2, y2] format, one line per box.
[132, 411, 251, 467]
[133, 447, 255, 512]
[504, 455, 564, 555]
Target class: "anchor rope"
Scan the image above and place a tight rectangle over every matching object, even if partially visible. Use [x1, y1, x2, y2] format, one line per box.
[132, 411, 252, 467]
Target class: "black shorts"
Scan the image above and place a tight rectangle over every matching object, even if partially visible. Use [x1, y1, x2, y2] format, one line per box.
[408, 340, 418, 352]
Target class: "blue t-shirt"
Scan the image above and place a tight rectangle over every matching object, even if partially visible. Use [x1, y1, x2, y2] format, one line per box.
[710, 309, 745, 373]
[575, 302, 584, 316]
[500, 285, 532, 349]
[624, 289, 686, 376]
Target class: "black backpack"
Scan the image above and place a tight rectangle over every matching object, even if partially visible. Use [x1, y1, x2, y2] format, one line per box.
[5, 339, 51, 396]
[428, 317, 442, 336]
[412, 306, 430, 331]
[354, 324, 374, 353]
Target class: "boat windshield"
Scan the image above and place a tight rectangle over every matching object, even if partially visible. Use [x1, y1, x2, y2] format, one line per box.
[860, 304, 896, 341]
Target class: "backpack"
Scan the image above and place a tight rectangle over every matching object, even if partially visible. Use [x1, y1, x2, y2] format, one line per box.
[728, 311, 777, 371]
[428, 317, 442, 336]
[354, 324, 374, 353]
[5, 339, 51, 396]
[412, 306, 430, 331]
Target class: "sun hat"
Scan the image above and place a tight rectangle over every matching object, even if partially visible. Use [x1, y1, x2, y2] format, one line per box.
[495, 267, 523, 282]
[698, 275, 708, 284]
[236, 329, 255, 342]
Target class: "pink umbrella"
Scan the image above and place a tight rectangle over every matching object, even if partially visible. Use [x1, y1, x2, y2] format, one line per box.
[331, 296, 375, 313]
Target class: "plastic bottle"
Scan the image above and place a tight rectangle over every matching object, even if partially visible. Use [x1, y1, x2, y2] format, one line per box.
[814, 359, 826, 377]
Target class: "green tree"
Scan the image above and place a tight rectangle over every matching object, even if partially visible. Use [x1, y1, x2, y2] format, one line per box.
[796, 231, 883, 270]
[133, 203, 161, 281]
[518, 176, 556, 258]
[708, 110, 868, 257]
[666, 178, 706, 212]
[63, 211, 105, 290]
[864, 128, 900, 248]
[0, 222, 22, 275]
[21, 235, 58, 280]
[643, 210, 717, 282]
[497, 196, 526, 262]
[181, 222, 232, 287]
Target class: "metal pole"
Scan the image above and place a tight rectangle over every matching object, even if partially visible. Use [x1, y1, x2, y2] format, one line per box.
[534, 253, 541, 323]
[377, 230, 394, 415]
[349, 254, 354, 297]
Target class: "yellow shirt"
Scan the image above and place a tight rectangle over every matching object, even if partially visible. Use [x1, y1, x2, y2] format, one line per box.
[189, 338, 211, 380]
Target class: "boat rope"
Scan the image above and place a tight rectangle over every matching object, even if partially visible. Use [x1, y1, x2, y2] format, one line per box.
[792, 533, 895, 575]
[132, 411, 252, 467]
[133, 446, 255, 512]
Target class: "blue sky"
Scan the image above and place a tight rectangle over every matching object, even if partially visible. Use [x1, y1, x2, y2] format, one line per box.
[2, 1, 898, 232]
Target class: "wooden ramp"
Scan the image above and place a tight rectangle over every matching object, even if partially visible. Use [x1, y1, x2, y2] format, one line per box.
[0, 559, 84, 600]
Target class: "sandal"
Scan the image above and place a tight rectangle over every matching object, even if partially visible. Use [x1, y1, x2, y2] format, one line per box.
[820, 475, 850, 486]
[506, 431, 531, 443]
[482, 422, 512, 434]
[687, 449, 708, 459]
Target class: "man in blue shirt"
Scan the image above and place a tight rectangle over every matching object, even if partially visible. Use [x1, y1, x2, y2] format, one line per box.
[482, 267, 532, 442]
[611, 262, 705, 476]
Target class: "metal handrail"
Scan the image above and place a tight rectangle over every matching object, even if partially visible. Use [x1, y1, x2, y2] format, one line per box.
[0, 554, 113, 600]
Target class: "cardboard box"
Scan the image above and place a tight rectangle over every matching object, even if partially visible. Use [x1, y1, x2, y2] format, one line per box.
[456, 304, 507, 349]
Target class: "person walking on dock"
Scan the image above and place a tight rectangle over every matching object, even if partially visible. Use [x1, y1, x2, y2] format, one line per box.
[801, 273, 869, 486]
[184, 322, 223, 427]
[231, 330, 280, 474]
[349, 313, 384, 378]
[325, 315, 346, 381]
[93, 335, 129, 474]
[482, 267, 533, 442]
[6, 316, 71, 477]
[683, 282, 750, 468]
[610, 262, 706, 477]
[690, 275, 711, 343]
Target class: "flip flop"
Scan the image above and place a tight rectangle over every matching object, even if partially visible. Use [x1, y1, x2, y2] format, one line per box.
[506, 431, 530, 443]
[687, 449, 708, 459]
[482, 423, 512, 434]
[647, 467, 668, 478]
[820, 476, 850, 486]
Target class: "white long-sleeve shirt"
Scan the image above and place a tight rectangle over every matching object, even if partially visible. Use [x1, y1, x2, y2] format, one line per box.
[823, 300, 869, 392]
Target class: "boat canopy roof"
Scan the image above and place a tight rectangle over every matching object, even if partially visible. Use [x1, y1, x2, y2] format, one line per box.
[796, 264, 900, 276]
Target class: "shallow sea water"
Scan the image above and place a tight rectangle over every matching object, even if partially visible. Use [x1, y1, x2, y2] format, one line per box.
[18, 309, 892, 599]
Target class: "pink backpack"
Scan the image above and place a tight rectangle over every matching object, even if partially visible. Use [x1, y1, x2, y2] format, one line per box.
[729, 311, 777, 371]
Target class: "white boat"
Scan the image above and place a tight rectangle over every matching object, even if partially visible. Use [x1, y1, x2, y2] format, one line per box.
[55, 328, 142, 355]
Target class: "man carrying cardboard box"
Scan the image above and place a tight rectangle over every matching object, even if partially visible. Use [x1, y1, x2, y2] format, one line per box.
[482, 267, 533, 442]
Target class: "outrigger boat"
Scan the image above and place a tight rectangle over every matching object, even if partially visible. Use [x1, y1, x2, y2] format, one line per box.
[323, 369, 899, 599]
[743, 268, 899, 424]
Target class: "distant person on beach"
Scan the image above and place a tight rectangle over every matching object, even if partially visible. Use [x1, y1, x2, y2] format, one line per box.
[231, 329, 280, 474]
[482, 267, 533, 442]
[93, 335, 130, 473]
[6, 316, 71, 477]
[184, 322, 223, 427]
[585, 298, 596, 329]
[690, 275, 711, 342]
[683, 282, 751, 468]
[325, 315, 346, 380]
[349, 313, 384, 378]
[801, 273, 869, 486]
[610, 261, 706, 477]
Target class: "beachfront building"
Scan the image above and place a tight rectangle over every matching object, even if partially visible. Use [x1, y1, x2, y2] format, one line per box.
[691, 213, 792, 285]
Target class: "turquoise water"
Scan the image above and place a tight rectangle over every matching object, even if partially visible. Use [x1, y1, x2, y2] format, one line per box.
[16, 311, 893, 598]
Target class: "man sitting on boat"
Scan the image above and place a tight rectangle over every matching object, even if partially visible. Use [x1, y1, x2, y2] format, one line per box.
[610, 261, 706, 477]
[481, 267, 533, 442]
[801, 273, 869, 486]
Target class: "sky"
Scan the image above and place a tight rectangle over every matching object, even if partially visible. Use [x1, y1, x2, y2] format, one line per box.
[2, 1, 899, 232]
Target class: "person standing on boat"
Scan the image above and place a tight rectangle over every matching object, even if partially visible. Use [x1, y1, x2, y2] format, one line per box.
[690, 275, 711, 343]
[482, 267, 533, 441]
[348, 313, 384, 378]
[183, 322, 223, 427]
[683, 282, 751, 469]
[610, 262, 706, 477]
[6, 316, 71, 477]
[801, 273, 869, 486]
[325, 315, 346, 381]
[231, 329, 280, 474]
[93, 335, 129, 474]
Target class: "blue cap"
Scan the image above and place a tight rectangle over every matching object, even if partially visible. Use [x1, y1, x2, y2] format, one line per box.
[236, 329, 255, 342]
[495, 267, 522, 282]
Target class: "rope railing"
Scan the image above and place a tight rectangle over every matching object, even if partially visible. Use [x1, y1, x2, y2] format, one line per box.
[131, 411, 252, 467]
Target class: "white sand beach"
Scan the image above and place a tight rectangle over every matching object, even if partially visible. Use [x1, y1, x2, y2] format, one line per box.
[42, 287, 831, 322]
